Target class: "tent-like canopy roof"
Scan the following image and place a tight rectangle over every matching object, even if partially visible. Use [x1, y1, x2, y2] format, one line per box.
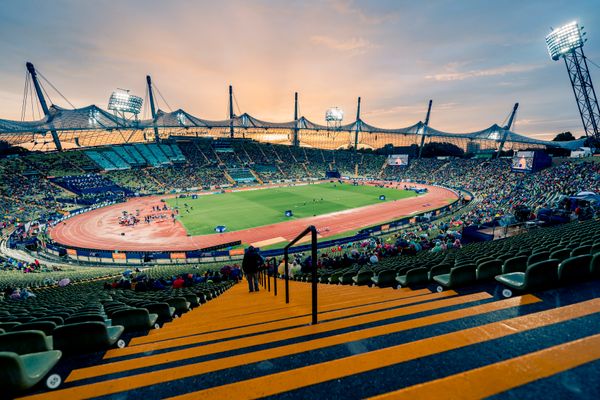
[0, 103, 572, 148]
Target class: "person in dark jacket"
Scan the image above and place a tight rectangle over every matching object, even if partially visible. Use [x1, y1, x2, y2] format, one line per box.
[242, 246, 262, 292]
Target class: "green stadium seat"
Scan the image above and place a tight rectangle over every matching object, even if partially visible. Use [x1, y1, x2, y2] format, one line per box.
[428, 264, 452, 280]
[0, 322, 22, 331]
[10, 316, 35, 323]
[352, 271, 374, 286]
[433, 264, 477, 291]
[0, 350, 62, 394]
[475, 257, 495, 266]
[52, 322, 125, 354]
[166, 297, 191, 316]
[549, 248, 571, 262]
[476, 259, 503, 281]
[527, 251, 550, 266]
[111, 309, 159, 332]
[328, 272, 344, 285]
[145, 303, 176, 324]
[396, 267, 429, 288]
[496, 259, 560, 297]
[0, 330, 53, 355]
[181, 294, 200, 308]
[590, 252, 600, 277]
[370, 270, 396, 288]
[502, 255, 528, 274]
[339, 272, 356, 285]
[558, 255, 593, 283]
[64, 314, 105, 324]
[570, 245, 592, 257]
[12, 321, 57, 336]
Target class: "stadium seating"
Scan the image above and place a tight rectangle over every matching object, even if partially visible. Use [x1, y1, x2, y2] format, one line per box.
[0, 350, 62, 393]
[496, 259, 560, 296]
[370, 270, 396, 288]
[0, 330, 53, 355]
[433, 264, 477, 291]
[52, 322, 125, 354]
[110, 308, 159, 332]
[558, 254, 593, 283]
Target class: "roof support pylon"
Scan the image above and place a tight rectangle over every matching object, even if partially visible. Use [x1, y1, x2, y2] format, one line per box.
[418, 100, 433, 158]
[26, 62, 62, 151]
[146, 75, 160, 143]
[229, 85, 234, 138]
[293, 92, 299, 146]
[354, 97, 361, 152]
[496, 102, 519, 159]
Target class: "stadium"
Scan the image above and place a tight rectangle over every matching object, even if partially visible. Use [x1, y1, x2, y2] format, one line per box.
[1, 3, 600, 400]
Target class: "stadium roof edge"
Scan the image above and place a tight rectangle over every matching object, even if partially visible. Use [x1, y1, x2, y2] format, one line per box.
[0, 102, 564, 148]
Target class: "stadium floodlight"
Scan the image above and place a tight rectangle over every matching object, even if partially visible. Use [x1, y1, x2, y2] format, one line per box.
[546, 21, 599, 140]
[108, 89, 143, 115]
[545, 22, 584, 61]
[325, 107, 344, 122]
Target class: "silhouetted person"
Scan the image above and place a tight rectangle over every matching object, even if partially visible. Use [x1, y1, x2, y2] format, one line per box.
[242, 246, 262, 292]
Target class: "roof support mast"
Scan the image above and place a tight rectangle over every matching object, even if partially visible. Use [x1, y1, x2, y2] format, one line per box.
[496, 102, 519, 159]
[229, 85, 234, 138]
[293, 92, 299, 146]
[146, 75, 160, 143]
[418, 100, 433, 158]
[26, 62, 62, 151]
[354, 97, 361, 153]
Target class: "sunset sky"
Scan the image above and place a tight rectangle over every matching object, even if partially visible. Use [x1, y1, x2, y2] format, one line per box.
[0, 0, 599, 140]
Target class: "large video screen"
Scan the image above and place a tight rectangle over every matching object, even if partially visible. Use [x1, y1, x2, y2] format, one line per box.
[512, 151, 534, 171]
[387, 154, 409, 166]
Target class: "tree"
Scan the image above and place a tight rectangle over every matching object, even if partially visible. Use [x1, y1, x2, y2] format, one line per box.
[552, 131, 576, 142]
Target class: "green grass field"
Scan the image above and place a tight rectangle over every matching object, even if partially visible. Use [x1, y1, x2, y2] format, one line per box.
[166, 183, 417, 236]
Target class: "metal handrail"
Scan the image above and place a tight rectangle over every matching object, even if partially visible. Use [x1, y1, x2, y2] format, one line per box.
[284, 225, 319, 325]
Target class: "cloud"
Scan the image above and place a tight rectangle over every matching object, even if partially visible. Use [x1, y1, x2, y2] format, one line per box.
[328, 0, 393, 24]
[518, 117, 581, 126]
[365, 102, 458, 118]
[310, 35, 376, 53]
[426, 64, 543, 81]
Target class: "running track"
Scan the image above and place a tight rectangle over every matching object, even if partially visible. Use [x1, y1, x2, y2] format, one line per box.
[49, 183, 458, 252]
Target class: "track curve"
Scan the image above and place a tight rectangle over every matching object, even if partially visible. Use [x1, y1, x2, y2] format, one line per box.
[49, 183, 458, 252]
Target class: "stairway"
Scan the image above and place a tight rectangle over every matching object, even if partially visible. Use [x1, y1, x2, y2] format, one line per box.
[378, 159, 388, 178]
[21, 279, 600, 400]
[223, 170, 236, 185]
[249, 169, 264, 184]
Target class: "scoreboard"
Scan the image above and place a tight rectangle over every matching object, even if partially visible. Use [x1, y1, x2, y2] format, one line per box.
[387, 154, 409, 166]
[512, 151, 534, 172]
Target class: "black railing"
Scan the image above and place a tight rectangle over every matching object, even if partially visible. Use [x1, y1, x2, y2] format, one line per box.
[258, 257, 277, 294]
[284, 225, 319, 325]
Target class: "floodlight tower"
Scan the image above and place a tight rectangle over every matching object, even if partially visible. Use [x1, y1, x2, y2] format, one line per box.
[146, 75, 160, 143]
[546, 21, 600, 140]
[108, 89, 143, 121]
[25, 62, 63, 151]
[325, 107, 344, 130]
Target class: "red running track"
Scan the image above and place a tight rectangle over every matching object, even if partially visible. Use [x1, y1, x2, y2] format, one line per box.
[49, 183, 458, 252]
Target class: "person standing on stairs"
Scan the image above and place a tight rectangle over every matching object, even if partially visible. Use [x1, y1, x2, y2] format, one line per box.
[242, 246, 262, 292]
